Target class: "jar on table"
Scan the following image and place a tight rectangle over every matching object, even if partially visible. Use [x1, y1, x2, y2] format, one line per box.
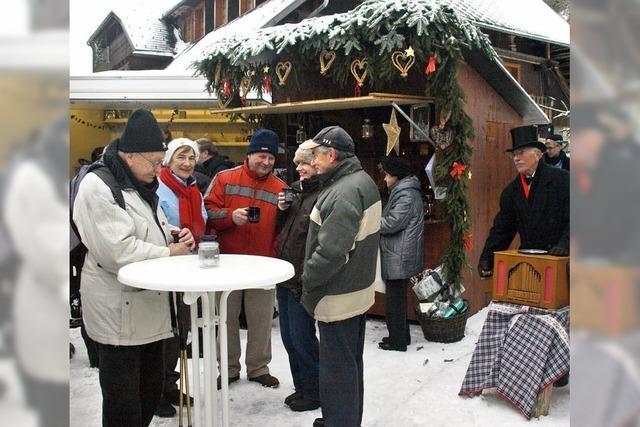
[198, 235, 220, 268]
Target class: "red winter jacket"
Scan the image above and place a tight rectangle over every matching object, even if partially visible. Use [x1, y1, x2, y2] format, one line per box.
[204, 161, 286, 256]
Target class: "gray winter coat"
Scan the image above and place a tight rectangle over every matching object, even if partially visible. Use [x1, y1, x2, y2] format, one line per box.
[380, 175, 424, 280]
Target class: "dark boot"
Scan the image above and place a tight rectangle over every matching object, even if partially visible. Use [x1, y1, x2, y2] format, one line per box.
[289, 398, 320, 412]
[284, 391, 303, 406]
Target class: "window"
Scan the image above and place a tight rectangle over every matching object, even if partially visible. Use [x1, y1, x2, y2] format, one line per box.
[215, 0, 227, 29]
[503, 61, 521, 83]
[240, 0, 255, 15]
[184, 4, 205, 42]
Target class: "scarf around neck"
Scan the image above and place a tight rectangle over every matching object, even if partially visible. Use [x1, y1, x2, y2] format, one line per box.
[159, 167, 205, 242]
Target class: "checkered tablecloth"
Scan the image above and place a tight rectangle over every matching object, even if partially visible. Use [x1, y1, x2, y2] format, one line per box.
[459, 302, 570, 418]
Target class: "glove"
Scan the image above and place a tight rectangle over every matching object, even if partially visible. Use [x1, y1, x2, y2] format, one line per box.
[477, 260, 493, 279]
[548, 245, 569, 256]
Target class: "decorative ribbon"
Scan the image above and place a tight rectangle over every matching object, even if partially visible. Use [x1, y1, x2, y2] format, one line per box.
[223, 78, 231, 95]
[263, 76, 272, 94]
[425, 55, 437, 75]
[354, 83, 361, 97]
[449, 161, 468, 179]
[463, 233, 473, 252]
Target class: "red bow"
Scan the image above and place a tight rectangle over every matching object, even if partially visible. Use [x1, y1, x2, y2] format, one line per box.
[263, 76, 272, 94]
[223, 78, 231, 95]
[449, 161, 468, 179]
[425, 55, 437, 75]
[463, 233, 473, 253]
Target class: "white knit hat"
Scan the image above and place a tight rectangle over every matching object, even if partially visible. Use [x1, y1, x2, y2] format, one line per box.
[163, 137, 200, 166]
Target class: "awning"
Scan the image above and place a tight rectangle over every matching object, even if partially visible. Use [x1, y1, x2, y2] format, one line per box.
[207, 92, 434, 115]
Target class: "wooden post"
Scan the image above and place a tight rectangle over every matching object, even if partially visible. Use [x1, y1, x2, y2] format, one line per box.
[531, 384, 553, 418]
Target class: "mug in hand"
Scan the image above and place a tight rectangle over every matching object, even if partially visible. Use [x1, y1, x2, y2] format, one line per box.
[282, 187, 294, 205]
[247, 206, 261, 223]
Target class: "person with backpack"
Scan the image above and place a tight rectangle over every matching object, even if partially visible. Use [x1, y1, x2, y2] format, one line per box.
[72, 109, 195, 427]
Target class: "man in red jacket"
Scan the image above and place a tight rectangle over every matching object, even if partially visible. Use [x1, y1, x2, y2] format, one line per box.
[204, 129, 285, 388]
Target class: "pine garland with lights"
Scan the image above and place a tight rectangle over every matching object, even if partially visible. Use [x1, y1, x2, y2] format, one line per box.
[194, 0, 498, 291]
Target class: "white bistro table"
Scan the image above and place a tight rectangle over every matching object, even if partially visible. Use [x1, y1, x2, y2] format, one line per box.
[118, 254, 294, 427]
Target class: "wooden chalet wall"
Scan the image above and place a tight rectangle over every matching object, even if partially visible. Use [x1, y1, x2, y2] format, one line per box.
[270, 61, 525, 317]
[458, 63, 524, 315]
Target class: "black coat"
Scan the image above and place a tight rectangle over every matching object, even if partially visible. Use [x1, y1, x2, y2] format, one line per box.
[275, 177, 320, 298]
[543, 150, 570, 171]
[479, 161, 569, 268]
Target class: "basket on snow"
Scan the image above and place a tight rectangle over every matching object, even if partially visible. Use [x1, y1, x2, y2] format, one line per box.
[415, 300, 470, 343]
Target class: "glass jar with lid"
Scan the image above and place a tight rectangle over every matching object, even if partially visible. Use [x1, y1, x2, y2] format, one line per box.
[198, 235, 220, 268]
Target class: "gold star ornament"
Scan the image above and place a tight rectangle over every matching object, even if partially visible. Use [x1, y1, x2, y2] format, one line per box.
[404, 46, 415, 57]
[263, 65, 270, 73]
[383, 109, 401, 155]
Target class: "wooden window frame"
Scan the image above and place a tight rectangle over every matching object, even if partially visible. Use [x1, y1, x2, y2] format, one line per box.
[214, 0, 228, 29]
[240, 0, 255, 15]
[502, 61, 521, 83]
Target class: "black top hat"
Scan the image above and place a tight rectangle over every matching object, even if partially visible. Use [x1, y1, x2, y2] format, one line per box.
[507, 126, 546, 152]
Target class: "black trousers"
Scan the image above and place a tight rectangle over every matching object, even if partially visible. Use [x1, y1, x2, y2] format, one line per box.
[384, 278, 410, 348]
[96, 340, 164, 427]
[160, 336, 181, 402]
[318, 314, 366, 427]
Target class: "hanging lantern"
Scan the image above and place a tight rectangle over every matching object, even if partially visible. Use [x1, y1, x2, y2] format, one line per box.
[296, 125, 307, 144]
[362, 118, 374, 139]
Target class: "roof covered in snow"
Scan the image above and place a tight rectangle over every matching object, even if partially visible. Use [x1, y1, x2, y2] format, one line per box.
[443, 0, 569, 46]
[87, 0, 179, 57]
[165, 0, 308, 71]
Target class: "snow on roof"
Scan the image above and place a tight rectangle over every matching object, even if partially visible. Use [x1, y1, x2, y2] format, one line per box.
[165, 0, 307, 72]
[443, 0, 569, 46]
[88, 0, 180, 57]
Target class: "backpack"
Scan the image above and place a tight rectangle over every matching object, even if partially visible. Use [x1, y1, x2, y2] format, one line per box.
[69, 164, 125, 326]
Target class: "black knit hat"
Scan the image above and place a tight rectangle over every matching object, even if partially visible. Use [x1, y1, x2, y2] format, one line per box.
[118, 109, 167, 153]
[247, 129, 279, 157]
[382, 157, 411, 180]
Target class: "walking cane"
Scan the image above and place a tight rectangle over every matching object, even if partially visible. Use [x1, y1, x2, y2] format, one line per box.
[176, 292, 192, 427]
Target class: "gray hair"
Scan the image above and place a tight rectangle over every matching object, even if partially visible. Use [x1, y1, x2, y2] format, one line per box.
[316, 145, 354, 162]
[196, 138, 218, 156]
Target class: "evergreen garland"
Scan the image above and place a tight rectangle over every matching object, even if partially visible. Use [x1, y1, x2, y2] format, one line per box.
[193, 0, 499, 291]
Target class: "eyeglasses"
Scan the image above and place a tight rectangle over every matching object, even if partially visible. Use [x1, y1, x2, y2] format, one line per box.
[136, 153, 164, 168]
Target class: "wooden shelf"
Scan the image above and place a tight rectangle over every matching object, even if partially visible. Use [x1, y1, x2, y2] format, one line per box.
[103, 118, 249, 124]
[217, 141, 248, 147]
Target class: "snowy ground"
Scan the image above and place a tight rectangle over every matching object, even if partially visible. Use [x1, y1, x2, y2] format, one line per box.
[70, 308, 569, 427]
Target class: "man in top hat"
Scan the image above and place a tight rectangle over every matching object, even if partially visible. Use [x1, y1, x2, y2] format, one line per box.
[543, 134, 570, 171]
[204, 129, 286, 389]
[72, 108, 195, 426]
[478, 125, 570, 278]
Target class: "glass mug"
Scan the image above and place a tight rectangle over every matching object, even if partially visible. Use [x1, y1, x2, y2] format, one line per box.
[198, 235, 220, 268]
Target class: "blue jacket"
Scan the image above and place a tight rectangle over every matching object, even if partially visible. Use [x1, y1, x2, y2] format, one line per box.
[157, 173, 207, 228]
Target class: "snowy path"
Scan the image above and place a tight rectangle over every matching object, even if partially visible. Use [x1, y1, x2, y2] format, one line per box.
[70, 308, 569, 426]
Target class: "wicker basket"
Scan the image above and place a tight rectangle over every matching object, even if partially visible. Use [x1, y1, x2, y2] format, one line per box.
[415, 301, 470, 343]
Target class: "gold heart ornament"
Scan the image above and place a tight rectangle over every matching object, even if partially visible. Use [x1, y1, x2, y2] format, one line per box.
[391, 50, 415, 78]
[320, 50, 336, 75]
[275, 61, 292, 86]
[430, 126, 455, 150]
[217, 92, 233, 109]
[350, 58, 369, 87]
[240, 76, 251, 98]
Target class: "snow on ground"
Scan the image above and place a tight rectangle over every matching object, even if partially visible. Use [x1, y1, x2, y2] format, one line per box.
[70, 307, 569, 426]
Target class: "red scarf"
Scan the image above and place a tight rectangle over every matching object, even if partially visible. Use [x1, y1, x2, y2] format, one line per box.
[519, 173, 531, 199]
[159, 167, 205, 242]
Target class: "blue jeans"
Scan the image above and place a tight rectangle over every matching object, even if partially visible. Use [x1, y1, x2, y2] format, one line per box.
[276, 287, 320, 401]
[318, 314, 366, 427]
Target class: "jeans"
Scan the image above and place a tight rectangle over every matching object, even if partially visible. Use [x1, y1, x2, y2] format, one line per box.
[276, 287, 320, 401]
[96, 340, 164, 427]
[384, 278, 410, 348]
[318, 314, 366, 427]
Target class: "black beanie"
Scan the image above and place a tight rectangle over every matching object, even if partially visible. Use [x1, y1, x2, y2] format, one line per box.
[118, 109, 167, 153]
[247, 129, 279, 157]
[382, 157, 411, 180]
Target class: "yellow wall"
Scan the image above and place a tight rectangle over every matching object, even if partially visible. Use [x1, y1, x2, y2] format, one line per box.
[69, 109, 116, 175]
[69, 108, 252, 175]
